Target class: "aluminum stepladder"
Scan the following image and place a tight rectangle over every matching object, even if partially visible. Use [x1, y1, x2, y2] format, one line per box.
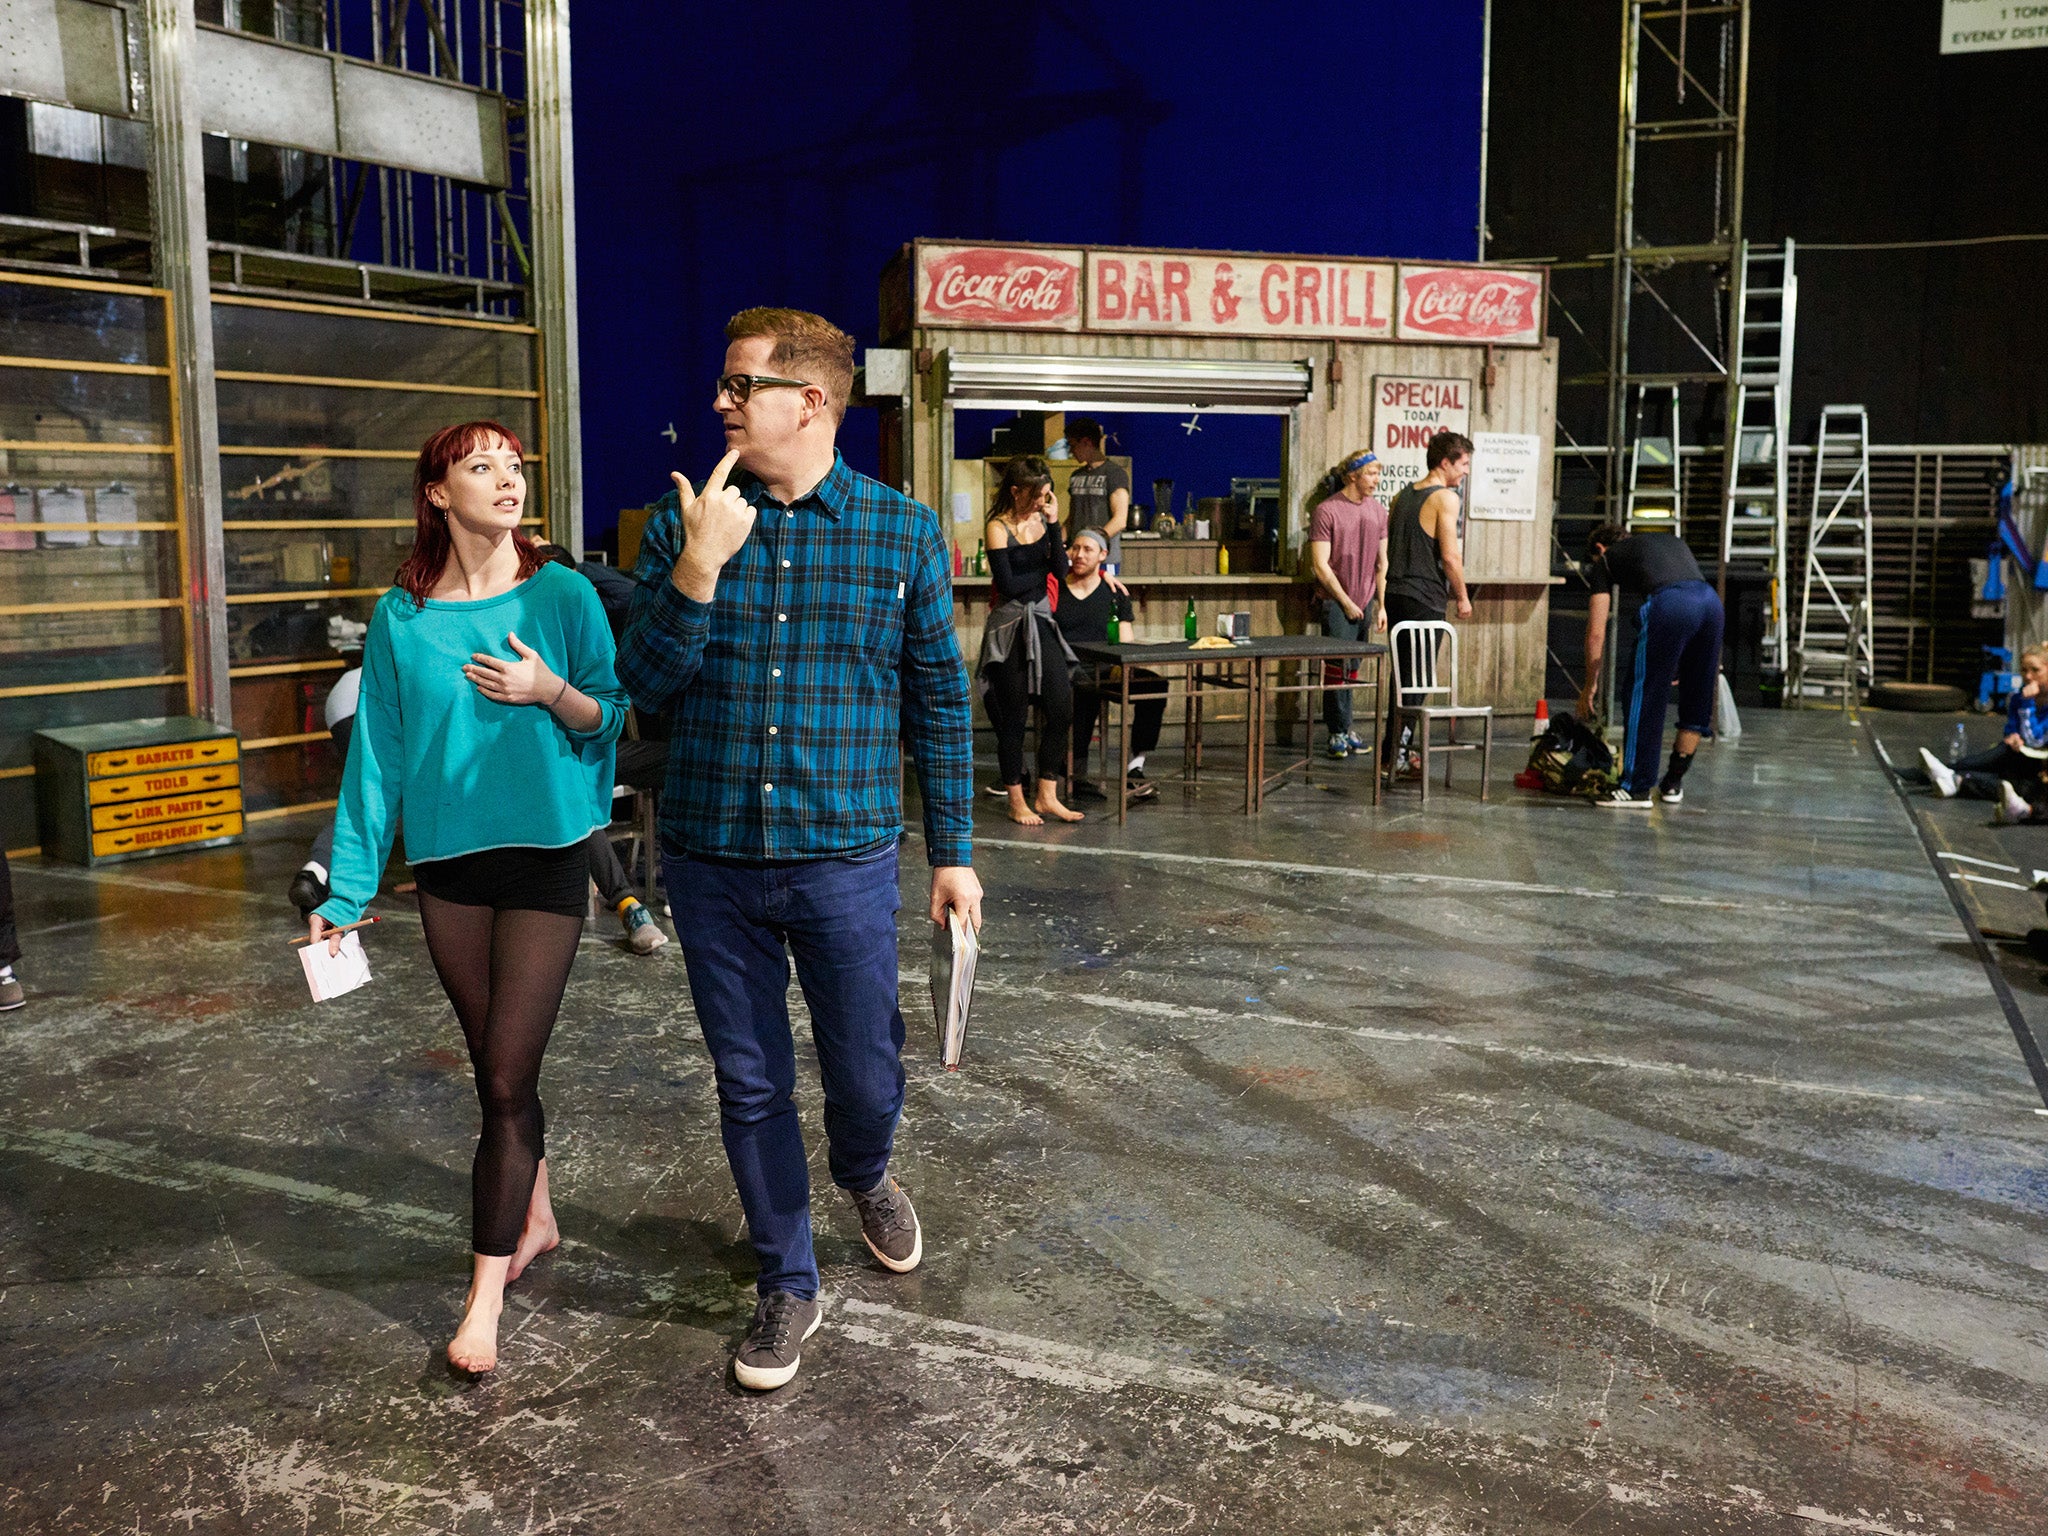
[1791, 404, 1874, 703]
[1717, 240, 1797, 679]
[1624, 383, 1682, 534]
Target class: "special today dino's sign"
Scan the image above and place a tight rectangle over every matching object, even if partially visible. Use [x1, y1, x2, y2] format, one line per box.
[913, 242, 1545, 346]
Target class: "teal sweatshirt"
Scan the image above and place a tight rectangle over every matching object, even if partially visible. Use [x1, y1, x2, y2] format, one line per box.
[314, 562, 629, 926]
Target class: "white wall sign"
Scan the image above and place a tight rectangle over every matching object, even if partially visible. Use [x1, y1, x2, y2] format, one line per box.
[1469, 432, 1542, 521]
[1941, 0, 2048, 52]
[1370, 375, 1471, 500]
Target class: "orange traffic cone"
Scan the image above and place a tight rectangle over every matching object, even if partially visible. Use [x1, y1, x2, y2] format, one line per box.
[1530, 697, 1551, 741]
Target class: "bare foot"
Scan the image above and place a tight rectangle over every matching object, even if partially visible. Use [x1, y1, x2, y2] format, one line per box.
[1004, 787, 1044, 827]
[447, 1256, 509, 1376]
[1033, 788, 1085, 823]
[506, 1161, 560, 1283]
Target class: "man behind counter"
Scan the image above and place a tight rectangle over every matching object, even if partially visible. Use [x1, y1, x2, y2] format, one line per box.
[1064, 418, 1129, 565]
[1057, 528, 1165, 803]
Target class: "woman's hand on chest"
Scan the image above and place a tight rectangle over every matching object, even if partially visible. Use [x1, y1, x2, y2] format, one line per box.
[462, 629, 563, 707]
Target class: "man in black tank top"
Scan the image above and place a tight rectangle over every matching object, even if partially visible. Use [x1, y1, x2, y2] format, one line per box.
[1381, 431, 1474, 770]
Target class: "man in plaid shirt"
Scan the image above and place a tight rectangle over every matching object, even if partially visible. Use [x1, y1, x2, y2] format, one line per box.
[619, 308, 979, 1391]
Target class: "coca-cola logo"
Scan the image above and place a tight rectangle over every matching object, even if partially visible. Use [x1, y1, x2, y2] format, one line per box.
[1400, 268, 1541, 341]
[921, 248, 1080, 326]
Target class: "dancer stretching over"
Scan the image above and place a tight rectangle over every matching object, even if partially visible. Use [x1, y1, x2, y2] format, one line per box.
[310, 420, 628, 1377]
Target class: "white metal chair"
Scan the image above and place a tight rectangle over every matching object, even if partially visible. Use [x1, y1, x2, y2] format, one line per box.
[1384, 620, 1493, 804]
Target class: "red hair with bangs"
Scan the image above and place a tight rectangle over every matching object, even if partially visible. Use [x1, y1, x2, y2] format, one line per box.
[393, 420, 543, 607]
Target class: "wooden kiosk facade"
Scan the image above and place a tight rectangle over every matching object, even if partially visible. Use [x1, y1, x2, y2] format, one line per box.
[875, 240, 1560, 711]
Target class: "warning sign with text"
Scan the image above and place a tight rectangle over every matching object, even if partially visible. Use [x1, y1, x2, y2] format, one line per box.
[1940, 0, 2048, 53]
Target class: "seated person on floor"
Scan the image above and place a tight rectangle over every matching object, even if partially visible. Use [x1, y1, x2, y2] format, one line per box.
[1056, 527, 1167, 803]
[1916, 644, 2048, 825]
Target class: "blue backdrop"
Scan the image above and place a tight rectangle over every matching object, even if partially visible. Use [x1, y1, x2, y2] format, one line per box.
[569, 1, 1485, 549]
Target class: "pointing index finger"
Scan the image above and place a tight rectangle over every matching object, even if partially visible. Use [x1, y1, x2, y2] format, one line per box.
[701, 448, 741, 497]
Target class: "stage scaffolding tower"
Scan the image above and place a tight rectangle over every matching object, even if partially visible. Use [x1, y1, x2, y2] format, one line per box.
[1544, 1, 1754, 718]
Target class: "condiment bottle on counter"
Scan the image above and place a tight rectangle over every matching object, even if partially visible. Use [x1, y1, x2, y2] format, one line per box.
[1183, 597, 1198, 641]
[1217, 544, 1230, 576]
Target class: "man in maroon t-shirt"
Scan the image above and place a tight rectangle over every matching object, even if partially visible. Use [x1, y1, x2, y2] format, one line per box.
[1307, 450, 1390, 757]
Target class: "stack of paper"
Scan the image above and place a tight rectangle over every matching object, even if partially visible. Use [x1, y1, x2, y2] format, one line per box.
[96, 482, 139, 548]
[299, 930, 372, 1002]
[0, 486, 32, 552]
[928, 909, 978, 1070]
[37, 486, 88, 548]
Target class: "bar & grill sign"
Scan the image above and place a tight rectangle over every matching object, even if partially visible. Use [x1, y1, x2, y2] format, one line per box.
[916, 244, 1083, 330]
[1088, 251, 1395, 340]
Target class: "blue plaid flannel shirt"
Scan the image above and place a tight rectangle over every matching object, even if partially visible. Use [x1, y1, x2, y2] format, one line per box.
[618, 450, 974, 867]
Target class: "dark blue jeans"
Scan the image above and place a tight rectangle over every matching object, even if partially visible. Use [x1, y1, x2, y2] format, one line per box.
[1622, 579, 1725, 794]
[662, 841, 906, 1298]
[1321, 597, 1376, 737]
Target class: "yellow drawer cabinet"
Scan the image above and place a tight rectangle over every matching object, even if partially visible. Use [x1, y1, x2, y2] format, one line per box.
[35, 717, 247, 866]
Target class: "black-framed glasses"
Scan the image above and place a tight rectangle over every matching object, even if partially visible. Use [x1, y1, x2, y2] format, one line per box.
[716, 373, 814, 405]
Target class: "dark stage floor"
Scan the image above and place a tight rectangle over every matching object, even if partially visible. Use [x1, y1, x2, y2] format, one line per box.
[2, 709, 2044, 1534]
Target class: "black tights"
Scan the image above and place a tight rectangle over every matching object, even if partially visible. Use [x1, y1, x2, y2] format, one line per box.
[417, 895, 583, 1257]
[983, 614, 1073, 786]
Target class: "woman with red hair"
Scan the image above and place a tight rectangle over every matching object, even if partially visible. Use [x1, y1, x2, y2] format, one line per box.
[309, 420, 627, 1378]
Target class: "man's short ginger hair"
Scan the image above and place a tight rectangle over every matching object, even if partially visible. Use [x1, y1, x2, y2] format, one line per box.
[725, 307, 856, 421]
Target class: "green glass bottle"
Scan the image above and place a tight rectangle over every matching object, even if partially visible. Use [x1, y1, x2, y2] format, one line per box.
[1106, 607, 1120, 644]
[1183, 596, 1198, 641]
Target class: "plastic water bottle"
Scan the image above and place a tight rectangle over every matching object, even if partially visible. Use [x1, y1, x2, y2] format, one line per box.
[1949, 721, 1968, 765]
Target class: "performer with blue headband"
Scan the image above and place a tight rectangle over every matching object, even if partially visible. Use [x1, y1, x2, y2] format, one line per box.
[1306, 449, 1391, 758]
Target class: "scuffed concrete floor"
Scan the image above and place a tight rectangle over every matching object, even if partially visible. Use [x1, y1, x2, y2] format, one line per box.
[1, 709, 2043, 1534]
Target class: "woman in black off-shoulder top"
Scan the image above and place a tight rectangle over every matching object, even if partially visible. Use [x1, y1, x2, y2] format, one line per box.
[975, 456, 1084, 825]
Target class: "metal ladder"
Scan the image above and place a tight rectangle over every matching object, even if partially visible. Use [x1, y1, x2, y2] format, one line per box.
[1791, 404, 1874, 702]
[1623, 384, 1682, 533]
[1717, 240, 1797, 675]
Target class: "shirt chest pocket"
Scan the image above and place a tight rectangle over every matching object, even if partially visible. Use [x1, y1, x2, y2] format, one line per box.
[817, 567, 904, 659]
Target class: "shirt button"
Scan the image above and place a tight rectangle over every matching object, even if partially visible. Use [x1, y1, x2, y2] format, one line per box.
[768, 726, 778, 735]
[763, 782, 774, 793]
[785, 511, 794, 520]
[772, 667, 782, 677]
[782, 559, 791, 568]
[778, 613, 787, 622]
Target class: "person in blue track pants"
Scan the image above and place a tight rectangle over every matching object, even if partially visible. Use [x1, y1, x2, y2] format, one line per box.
[1577, 522, 1726, 808]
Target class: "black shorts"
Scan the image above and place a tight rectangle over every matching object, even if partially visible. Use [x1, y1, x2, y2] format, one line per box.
[411, 840, 589, 917]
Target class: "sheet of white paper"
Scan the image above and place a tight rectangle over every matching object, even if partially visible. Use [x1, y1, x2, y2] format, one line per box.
[299, 930, 371, 1002]
[96, 483, 140, 547]
[37, 485, 89, 548]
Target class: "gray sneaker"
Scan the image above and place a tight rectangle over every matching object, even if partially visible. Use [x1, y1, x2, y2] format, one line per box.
[732, 1291, 822, 1390]
[849, 1173, 923, 1272]
[0, 973, 21, 1011]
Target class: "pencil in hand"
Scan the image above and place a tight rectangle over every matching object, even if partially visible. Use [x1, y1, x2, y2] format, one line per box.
[291, 915, 383, 947]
